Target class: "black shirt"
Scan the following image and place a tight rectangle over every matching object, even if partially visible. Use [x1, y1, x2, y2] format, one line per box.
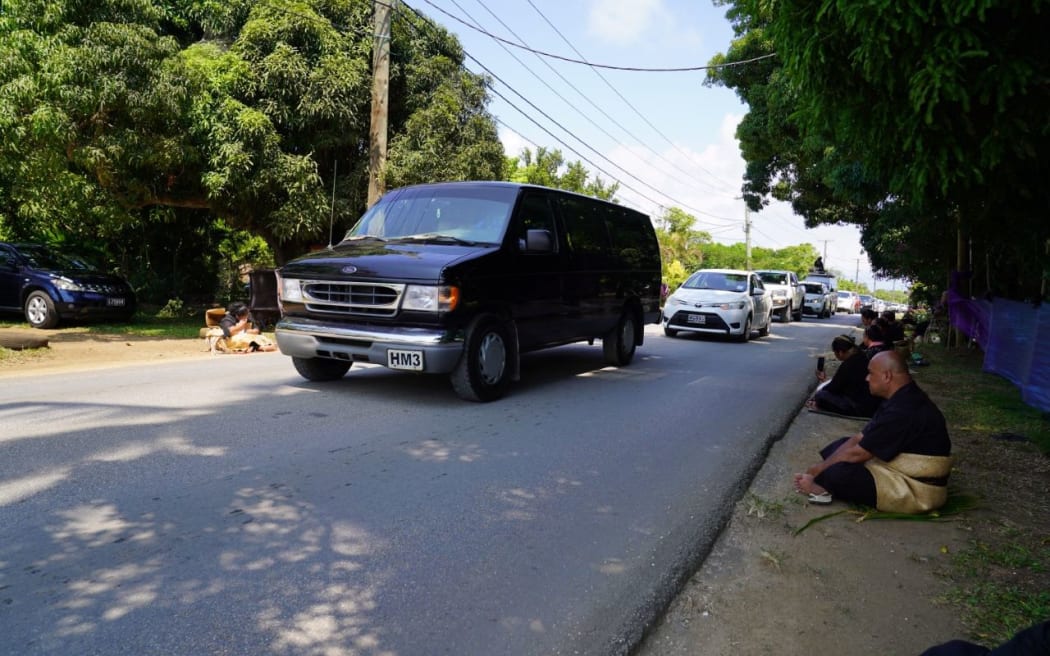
[860, 381, 951, 461]
[823, 350, 881, 416]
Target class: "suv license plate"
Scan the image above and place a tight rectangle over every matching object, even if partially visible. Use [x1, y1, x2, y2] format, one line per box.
[687, 313, 706, 325]
[107, 298, 125, 307]
[388, 349, 424, 371]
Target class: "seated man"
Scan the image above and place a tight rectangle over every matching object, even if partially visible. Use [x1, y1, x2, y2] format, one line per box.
[794, 351, 952, 513]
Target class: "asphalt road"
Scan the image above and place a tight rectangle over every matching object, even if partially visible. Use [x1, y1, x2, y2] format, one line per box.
[0, 314, 857, 655]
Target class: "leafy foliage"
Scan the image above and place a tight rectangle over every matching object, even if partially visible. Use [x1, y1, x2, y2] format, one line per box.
[0, 0, 505, 303]
[709, 0, 1050, 302]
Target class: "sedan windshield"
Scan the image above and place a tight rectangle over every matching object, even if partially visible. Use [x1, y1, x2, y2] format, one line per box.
[683, 271, 749, 292]
[344, 185, 515, 245]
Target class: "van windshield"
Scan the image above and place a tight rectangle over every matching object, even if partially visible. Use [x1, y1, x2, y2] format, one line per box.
[344, 185, 515, 246]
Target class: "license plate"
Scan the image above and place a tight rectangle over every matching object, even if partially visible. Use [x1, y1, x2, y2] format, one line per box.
[387, 349, 424, 371]
[106, 298, 126, 307]
[686, 313, 706, 325]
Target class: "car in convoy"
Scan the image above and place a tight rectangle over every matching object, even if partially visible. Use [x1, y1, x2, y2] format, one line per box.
[802, 281, 835, 318]
[662, 269, 773, 342]
[0, 242, 136, 329]
[755, 269, 804, 322]
[858, 294, 875, 313]
[274, 181, 662, 402]
[836, 290, 860, 314]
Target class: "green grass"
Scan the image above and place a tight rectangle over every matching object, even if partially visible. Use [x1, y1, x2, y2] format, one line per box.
[0, 308, 209, 340]
[914, 347, 1050, 454]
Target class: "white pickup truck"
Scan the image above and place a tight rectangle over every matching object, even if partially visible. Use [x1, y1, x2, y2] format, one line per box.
[755, 269, 804, 322]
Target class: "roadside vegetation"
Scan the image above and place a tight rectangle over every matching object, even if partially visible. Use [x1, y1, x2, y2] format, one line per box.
[915, 345, 1049, 645]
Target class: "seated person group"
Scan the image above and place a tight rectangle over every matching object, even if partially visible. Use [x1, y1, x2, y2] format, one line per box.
[799, 342, 952, 514]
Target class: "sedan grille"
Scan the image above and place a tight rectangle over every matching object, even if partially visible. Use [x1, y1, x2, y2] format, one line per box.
[302, 281, 405, 317]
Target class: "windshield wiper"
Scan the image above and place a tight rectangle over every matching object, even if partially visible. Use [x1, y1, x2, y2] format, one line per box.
[343, 235, 388, 242]
[397, 233, 480, 246]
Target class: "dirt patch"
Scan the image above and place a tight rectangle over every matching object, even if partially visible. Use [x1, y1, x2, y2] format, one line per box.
[0, 327, 216, 377]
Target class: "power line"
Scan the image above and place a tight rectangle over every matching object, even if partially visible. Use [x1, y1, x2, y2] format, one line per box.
[398, 1, 740, 225]
[420, 0, 776, 72]
[453, 0, 729, 196]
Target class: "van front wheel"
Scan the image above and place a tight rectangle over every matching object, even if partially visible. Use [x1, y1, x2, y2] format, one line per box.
[451, 318, 510, 402]
[603, 311, 637, 366]
[293, 357, 351, 381]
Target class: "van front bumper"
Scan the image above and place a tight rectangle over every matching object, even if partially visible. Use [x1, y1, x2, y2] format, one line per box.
[275, 317, 465, 373]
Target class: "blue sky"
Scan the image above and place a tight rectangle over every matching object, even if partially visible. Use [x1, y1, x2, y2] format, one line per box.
[409, 0, 901, 292]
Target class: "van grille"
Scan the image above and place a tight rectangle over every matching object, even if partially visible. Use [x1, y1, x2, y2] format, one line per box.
[303, 281, 405, 317]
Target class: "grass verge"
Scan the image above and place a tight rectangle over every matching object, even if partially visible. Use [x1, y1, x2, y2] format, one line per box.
[915, 346, 1050, 646]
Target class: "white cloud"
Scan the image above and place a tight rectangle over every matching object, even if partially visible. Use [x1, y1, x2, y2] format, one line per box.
[586, 0, 665, 45]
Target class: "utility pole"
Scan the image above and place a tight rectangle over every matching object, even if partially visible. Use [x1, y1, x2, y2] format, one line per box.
[367, 0, 393, 208]
[744, 205, 752, 270]
[855, 259, 860, 284]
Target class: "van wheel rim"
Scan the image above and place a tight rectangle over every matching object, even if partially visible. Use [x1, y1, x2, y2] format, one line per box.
[477, 332, 506, 385]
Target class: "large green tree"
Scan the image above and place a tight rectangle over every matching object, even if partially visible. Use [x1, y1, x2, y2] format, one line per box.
[504, 147, 620, 200]
[0, 0, 505, 285]
[708, 0, 1050, 301]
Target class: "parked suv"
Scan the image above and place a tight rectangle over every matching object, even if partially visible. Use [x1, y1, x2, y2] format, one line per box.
[755, 269, 804, 322]
[0, 242, 136, 329]
[275, 182, 662, 402]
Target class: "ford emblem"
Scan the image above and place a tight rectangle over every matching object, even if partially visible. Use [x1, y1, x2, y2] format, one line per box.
[341, 265, 358, 274]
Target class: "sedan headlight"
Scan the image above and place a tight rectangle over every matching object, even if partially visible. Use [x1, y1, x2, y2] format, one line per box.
[403, 285, 459, 312]
[718, 301, 747, 310]
[53, 277, 84, 292]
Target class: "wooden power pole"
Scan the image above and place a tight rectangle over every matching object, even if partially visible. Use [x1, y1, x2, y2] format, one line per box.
[367, 0, 393, 207]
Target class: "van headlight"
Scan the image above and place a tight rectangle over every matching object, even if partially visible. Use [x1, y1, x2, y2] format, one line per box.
[403, 285, 459, 312]
[279, 276, 303, 302]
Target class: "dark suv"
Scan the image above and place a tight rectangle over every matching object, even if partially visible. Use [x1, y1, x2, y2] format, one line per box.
[0, 242, 136, 328]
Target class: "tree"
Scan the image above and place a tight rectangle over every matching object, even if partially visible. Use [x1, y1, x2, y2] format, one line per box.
[504, 147, 619, 200]
[0, 0, 506, 304]
[708, 0, 1050, 301]
[652, 207, 712, 289]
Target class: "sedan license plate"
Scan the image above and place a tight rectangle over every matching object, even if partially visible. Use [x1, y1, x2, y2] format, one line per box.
[686, 313, 706, 325]
[107, 298, 126, 307]
[387, 349, 424, 371]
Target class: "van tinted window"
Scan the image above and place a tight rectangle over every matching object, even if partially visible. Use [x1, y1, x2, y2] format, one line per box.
[557, 195, 612, 268]
[604, 205, 658, 269]
[516, 192, 558, 252]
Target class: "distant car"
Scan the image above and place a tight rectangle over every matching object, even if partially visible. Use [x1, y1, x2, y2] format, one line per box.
[858, 294, 875, 312]
[836, 290, 859, 314]
[0, 242, 136, 329]
[802, 281, 834, 318]
[755, 269, 804, 322]
[662, 269, 773, 342]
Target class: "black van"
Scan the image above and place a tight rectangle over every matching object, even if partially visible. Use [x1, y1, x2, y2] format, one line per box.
[274, 181, 662, 401]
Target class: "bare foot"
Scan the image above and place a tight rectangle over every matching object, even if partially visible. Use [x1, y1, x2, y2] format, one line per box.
[793, 473, 829, 496]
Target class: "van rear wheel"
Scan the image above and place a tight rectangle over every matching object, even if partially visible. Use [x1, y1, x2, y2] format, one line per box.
[293, 357, 351, 381]
[451, 318, 510, 402]
[603, 311, 637, 366]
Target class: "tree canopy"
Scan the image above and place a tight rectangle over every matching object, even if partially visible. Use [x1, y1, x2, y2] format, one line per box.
[0, 0, 505, 289]
[708, 0, 1050, 301]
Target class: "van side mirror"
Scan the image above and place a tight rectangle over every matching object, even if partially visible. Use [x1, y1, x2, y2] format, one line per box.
[524, 229, 553, 252]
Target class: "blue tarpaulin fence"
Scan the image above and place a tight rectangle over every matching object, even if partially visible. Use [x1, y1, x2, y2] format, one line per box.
[947, 288, 1050, 412]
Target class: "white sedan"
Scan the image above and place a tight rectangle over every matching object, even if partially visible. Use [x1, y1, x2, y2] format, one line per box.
[662, 269, 773, 342]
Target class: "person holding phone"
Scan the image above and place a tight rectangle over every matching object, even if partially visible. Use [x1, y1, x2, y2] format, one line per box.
[806, 334, 880, 418]
[218, 301, 276, 353]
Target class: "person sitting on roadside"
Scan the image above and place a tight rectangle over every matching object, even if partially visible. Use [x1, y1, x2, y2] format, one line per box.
[219, 301, 276, 352]
[793, 351, 952, 513]
[881, 310, 906, 343]
[860, 308, 878, 328]
[862, 323, 893, 359]
[806, 335, 881, 418]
